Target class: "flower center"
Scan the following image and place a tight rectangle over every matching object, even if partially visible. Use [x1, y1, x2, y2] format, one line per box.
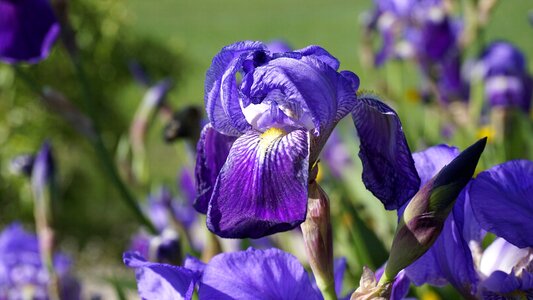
[259, 127, 287, 150]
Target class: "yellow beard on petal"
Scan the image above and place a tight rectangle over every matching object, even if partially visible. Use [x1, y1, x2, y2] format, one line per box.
[259, 127, 287, 151]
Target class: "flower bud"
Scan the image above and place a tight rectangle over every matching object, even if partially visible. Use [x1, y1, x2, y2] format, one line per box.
[301, 181, 335, 299]
[383, 137, 487, 282]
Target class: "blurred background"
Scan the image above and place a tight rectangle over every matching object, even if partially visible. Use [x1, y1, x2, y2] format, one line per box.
[1, 0, 532, 298]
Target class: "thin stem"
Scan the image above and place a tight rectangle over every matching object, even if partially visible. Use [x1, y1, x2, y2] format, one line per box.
[68, 54, 157, 233]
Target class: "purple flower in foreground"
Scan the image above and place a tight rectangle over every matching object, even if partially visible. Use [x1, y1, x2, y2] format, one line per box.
[403, 153, 533, 298]
[124, 247, 353, 300]
[195, 41, 419, 238]
[0, 223, 80, 300]
[0, 0, 60, 64]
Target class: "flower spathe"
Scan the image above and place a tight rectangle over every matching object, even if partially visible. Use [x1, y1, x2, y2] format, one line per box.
[0, 0, 60, 64]
[195, 41, 420, 238]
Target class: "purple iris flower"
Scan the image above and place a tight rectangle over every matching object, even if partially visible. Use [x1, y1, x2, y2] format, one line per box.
[0, 0, 60, 64]
[473, 41, 533, 112]
[402, 148, 533, 298]
[195, 41, 419, 238]
[124, 247, 354, 300]
[0, 223, 80, 300]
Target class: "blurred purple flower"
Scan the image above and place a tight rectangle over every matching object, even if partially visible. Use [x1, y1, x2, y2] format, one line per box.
[125, 248, 352, 300]
[474, 41, 533, 111]
[31, 142, 55, 203]
[0, 223, 80, 300]
[0, 0, 60, 64]
[195, 41, 419, 238]
[321, 130, 353, 178]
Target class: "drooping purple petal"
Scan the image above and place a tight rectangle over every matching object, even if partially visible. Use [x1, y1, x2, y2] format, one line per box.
[207, 129, 309, 238]
[469, 160, 533, 248]
[123, 251, 195, 300]
[198, 248, 322, 300]
[0, 0, 60, 64]
[194, 124, 237, 214]
[352, 93, 420, 210]
[205, 41, 266, 136]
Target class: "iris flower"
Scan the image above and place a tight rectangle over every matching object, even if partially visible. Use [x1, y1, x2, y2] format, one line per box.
[402, 145, 533, 298]
[126, 247, 374, 300]
[0, 223, 80, 300]
[194, 41, 419, 238]
[472, 41, 533, 112]
[0, 0, 60, 64]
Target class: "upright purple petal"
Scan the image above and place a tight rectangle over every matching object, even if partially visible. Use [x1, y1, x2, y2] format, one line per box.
[194, 124, 237, 214]
[412, 144, 460, 186]
[469, 160, 533, 248]
[207, 129, 309, 238]
[241, 56, 340, 134]
[198, 248, 322, 300]
[293, 45, 340, 70]
[123, 252, 195, 300]
[352, 93, 420, 210]
[266, 40, 292, 53]
[0, 0, 60, 64]
[205, 41, 266, 136]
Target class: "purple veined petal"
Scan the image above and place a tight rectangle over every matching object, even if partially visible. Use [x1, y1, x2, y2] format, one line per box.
[198, 248, 322, 300]
[123, 251, 195, 300]
[0, 0, 60, 64]
[352, 93, 420, 210]
[412, 144, 460, 186]
[205, 41, 267, 136]
[469, 160, 533, 248]
[207, 129, 310, 239]
[375, 267, 411, 300]
[194, 124, 237, 214]
[335, 71, 359, 123]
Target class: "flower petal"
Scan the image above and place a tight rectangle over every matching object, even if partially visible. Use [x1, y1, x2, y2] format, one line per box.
[205, 41, 266, 135]
[469, 160, 533, 248]
[194, 124, 237, 214]
[0, 0, 60, 64]
[413, 144, 460, 186]
[207, 129, 309, 238]
[198, 248, 322, 300]
[123, 251, 195, 300]
[352, 93, 420, 210]
[294, 45, 340, 70]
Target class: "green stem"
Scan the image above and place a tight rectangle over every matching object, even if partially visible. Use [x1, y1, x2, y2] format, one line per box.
[68, 53, 157, 234]
[318, 282, 337, 300]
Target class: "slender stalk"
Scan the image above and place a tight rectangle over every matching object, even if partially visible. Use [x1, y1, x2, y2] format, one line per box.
[68, 54, 157, 233]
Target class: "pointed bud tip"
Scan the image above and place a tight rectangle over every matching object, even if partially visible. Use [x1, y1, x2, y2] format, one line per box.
[434, 137, 487, 187]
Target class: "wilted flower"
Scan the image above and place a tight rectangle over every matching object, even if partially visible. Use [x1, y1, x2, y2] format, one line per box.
[0, 0, 60, 64]
[195, 41, 420, 239]
[0, 223, 80, 300]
